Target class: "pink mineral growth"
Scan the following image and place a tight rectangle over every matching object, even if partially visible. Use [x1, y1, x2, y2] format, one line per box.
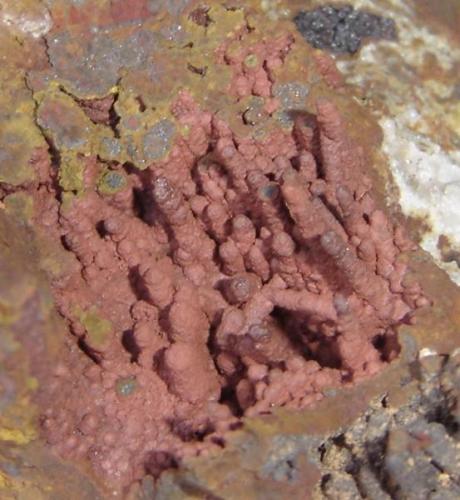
[29, 35, 426, 495]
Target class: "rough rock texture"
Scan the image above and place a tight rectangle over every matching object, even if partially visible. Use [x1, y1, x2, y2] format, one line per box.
[294, 5, 397, 54]
[314, 350, 460, 500]
[0, 211, 105, 500]
[29, 57, 424, 494]
[151, 343, 460, 500]
[329, 0, 460, 287]
[0, 1, 459, 499]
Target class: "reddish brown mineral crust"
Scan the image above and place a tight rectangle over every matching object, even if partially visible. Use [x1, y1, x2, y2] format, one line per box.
[19, 27, 428, 494]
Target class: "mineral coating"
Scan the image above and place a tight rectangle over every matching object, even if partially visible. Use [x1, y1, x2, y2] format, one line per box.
[0, 0, 459, 499]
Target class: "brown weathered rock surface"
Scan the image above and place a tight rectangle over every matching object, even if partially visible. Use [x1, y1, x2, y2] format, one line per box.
[1, 0, 459, 499]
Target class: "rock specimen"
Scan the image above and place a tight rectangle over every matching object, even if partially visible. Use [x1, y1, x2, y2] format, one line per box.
[0, 1, 432, 496]
[31, 68, 425, 496]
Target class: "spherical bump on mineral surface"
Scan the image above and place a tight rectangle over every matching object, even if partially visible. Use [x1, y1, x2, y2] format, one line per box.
[225, 275, 252, 304]
[152, 176, 175, 204]
[243, 54, 259, 69]
[143, 119, 176, 161]
[258, 183, 279, 201]
[115, 376, 138, 397]
[271, 232, 296, 257]
[98, 170, 127, 195]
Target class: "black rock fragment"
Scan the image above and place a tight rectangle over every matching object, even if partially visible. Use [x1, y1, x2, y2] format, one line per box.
[294, 5, 397, 54]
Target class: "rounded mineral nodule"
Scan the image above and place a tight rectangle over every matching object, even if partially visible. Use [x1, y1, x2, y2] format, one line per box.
[115, 376, 138, 397]
[98, 170, 127, 195]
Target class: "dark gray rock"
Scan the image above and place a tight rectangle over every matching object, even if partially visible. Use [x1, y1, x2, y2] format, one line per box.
[294, 5, 397, 54]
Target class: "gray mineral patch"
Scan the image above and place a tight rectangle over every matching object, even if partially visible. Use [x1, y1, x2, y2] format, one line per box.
[272, 82, 309, 127]
[272, 82, 309, 110]
[100, 137, 122, 158]
[0, 148, 13, 163]
[47, 29, 158, 96]
[37, 99, 89, 150]
[143, 119, 176, 161]
[294, 5, 397, 54]
[261, 435, 321, 483]
[147, 0, 191, 17]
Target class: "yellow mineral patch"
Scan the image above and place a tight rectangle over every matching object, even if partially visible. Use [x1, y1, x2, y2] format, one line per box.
[4, 192, 34, 224]
[78, 307, 113, 349]
[0, 427, 35, 446]
[26, 377, 39, 391]
[58, 152, 86, 192]
[0, 471, 11, 489]
[0, 70, 44, 186]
